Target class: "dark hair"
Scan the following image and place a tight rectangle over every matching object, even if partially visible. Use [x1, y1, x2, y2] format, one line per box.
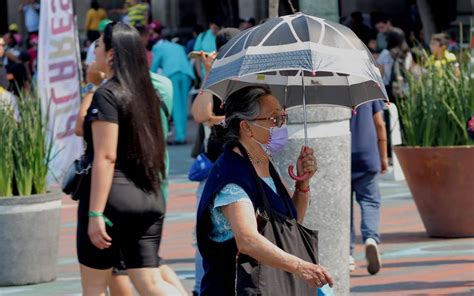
[216, 28, 240, 50]
[245, 17, 256, 26]
[134, 25, 147, 36]
[224, 86, 271, 144]
[210, 17, 224, 28]
[386, 31, 403, 50]
[103, 22, 165, 193]
[193, 24, 204, 35]
[91, 1, 99, 10]
[351, 11, 363, 23]
[4, 32, 17, 47]
[431, 33, 449, 47]
[374, 14, 390, 25]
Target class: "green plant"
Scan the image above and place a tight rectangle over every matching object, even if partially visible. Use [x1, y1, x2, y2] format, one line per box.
[0, 87, 52, 197]
[0, 93, 15, 196]
[396, 52, 474, 147]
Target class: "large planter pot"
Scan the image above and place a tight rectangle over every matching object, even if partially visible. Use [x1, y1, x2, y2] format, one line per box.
[0, 191, 62, 286]
[393, 146, 474, 238]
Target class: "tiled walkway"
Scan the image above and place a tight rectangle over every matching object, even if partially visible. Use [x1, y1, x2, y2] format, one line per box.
[1, 142, 473, 295]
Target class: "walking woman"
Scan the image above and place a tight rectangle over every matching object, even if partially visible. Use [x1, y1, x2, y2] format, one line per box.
[197, 86, 334, 295]
[76, 22, 167, 295]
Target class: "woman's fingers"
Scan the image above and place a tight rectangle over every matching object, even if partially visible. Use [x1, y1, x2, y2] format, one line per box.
[318, 274, 328, 286]
[89, 231, 112, 249]
[102, 229, 112, 242]
[321, 269, 335, 287]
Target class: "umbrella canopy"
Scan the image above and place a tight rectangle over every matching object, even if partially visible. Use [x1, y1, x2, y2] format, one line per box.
[203, 12, 388, 109]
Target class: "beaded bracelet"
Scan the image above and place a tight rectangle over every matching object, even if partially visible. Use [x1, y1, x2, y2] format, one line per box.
[295, 185, 310, 193]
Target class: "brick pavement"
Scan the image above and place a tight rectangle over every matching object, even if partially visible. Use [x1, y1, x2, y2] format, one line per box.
[0, 144, 473, 295]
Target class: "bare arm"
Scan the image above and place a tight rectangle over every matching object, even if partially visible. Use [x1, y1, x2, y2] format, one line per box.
[291, 147, 317, 223]
[76, 62, 105, 136]
[89, 121, 117, 212]
[5, 51, 21, 64]
[87, 121, 118, 249]
[222, 202, 333, 288]
[75, 93, 94, 137]
[292, 182, 310, 224]
[373, 111, 388, 174]
[191, 91, 213, 123]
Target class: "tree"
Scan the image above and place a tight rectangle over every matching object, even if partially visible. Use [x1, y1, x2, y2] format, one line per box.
[417, 0, 458, 44]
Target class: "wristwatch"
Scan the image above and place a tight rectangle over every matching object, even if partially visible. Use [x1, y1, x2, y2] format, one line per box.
[84, 83, 97, 94]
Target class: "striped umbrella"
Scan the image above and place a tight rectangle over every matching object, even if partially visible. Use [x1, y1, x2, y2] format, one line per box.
[203, 12, 389, 180]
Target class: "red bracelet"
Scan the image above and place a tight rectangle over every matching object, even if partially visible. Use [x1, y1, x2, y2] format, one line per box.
[295, 185, 310, 193]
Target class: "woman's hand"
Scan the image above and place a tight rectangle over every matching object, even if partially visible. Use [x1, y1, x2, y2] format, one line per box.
[296, 260, 334, 289]
[88, 216, 112, 250]
[86, 61, 104, 85]
[201, 51, 217, 75]
[296, 146, 317, 181]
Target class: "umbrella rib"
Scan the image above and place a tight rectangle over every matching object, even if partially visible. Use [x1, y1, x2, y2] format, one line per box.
[324, 23, 358, 50]
[220, 28, 255, 58]
[258, 21, 286, 46]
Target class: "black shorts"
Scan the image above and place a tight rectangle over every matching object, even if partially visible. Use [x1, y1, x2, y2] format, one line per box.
[113, 256, 163, 276]
[77, 171, 166, 270]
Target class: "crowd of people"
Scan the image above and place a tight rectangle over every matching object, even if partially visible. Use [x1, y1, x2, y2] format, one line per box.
[0, 0, 40, 96]
[1, 1, 467, 295]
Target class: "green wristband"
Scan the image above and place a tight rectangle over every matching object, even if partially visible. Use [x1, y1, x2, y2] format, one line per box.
[88, 211, 114, 227]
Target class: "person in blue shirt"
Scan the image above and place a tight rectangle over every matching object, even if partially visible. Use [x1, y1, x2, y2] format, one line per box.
[350, 100, 388, 275]
[193, 19, 222, 79]
[186, 24, 205, 54]
[151, 35, 195, 145]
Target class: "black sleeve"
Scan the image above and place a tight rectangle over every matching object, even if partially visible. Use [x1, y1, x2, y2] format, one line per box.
[86, 87, 119, 124]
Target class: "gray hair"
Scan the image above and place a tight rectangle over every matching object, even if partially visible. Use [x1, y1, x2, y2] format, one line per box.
[224, 86, 271, 143]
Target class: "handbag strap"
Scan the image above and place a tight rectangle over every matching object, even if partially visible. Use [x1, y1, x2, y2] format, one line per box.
[234, 142, 293, 251]
[268, 162, 295, 220]
[235, 143, 274, 217]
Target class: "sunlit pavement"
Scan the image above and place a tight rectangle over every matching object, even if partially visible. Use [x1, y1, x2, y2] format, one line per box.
[1, 121, 473, 295]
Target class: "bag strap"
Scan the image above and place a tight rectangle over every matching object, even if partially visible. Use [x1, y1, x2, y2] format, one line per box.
[160, 99, 171, 121]
[268, 162, 295, 220]
[234, 143, 272, 213]
[234, 143, 290, 251]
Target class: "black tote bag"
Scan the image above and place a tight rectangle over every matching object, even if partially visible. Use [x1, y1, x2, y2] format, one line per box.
[235, 144, 319, 296]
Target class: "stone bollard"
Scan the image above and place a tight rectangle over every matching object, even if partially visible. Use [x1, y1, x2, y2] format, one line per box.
[273, 106, 351, 296]
[0, 191, 62, 286]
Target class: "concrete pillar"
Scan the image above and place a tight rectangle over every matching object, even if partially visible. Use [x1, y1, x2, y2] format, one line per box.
[299, 0, 339, 22]
[272, 2, 351, 295]
[151, 0, 167, 24]
[274, 107, 351, 296]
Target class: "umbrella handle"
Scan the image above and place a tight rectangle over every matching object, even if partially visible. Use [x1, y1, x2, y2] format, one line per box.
[288, 164, 308, 181]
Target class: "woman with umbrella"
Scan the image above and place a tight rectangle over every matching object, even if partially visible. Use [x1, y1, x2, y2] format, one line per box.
[196, 85, 334, 295]
[197, 13, 388, 295]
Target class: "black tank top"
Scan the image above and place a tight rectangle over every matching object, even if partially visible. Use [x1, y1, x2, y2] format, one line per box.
[205, 95, 225, 163]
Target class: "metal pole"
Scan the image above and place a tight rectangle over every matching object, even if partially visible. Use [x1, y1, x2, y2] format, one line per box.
[301, 69, 308, 146]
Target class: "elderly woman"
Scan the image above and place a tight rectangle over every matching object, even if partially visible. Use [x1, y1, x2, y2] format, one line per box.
[196, 86, 334, 295]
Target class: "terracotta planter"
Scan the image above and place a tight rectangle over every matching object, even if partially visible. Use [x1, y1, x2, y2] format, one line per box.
[393, 146, 474, 238]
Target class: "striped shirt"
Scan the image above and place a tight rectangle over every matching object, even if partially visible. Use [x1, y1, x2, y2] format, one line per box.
[128, 3, 148, 26]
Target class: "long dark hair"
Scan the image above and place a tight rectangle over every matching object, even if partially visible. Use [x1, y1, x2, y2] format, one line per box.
[103, 22, 165, 193]
[90, 1, 99, 10]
